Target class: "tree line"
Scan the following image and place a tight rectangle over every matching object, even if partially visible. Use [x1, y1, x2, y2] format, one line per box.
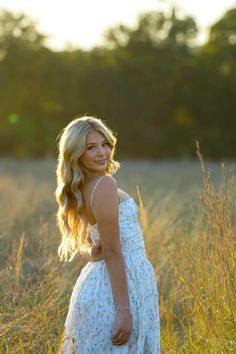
[0, 7, 236, 159]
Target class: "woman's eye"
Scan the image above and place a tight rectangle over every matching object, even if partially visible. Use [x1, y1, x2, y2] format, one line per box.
[87, 143, 109, 150]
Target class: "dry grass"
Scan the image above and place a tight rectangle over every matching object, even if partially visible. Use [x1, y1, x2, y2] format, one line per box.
[0, 149, 235, 353]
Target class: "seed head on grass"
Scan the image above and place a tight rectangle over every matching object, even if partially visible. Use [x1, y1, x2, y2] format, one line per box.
[15, 232, 26, 289]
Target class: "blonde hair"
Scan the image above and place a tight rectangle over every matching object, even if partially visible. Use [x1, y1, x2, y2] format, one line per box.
[55, 115, 120, 262]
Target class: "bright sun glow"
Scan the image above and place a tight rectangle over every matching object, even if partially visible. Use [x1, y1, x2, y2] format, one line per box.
[0, 0, 236, 50]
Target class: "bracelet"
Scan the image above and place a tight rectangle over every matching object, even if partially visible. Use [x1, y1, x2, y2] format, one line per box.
[115, 306, 130, 312]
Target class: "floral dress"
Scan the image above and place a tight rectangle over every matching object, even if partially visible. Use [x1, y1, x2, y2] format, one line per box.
[60, 177, 160, 353]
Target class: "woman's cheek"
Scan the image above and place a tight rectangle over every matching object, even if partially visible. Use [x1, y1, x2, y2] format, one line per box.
[106, 146, 112, 155]
[86, 150, 94, 160]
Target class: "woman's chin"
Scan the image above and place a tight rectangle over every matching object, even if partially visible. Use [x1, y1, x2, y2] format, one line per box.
[97, 165, 107, 172]
[92, 163, 108, 173]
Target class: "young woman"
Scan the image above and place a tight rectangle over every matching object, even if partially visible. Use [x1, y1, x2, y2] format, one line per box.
[55, 116, 160, 353]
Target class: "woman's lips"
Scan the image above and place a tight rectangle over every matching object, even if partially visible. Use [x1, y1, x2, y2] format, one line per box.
[95, 159, 107, 163]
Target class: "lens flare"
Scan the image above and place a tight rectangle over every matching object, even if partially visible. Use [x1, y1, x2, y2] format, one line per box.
[8, 113, 19, 125]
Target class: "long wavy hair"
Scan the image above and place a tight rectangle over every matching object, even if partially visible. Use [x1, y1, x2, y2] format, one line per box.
[55, 116, 120, 262]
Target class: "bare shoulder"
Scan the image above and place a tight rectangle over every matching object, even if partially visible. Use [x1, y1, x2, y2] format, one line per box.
[92, 175, 118, 202]
[92, 175, 121, 256]
[99, 174, 117, 186]
[91, 175, 119, 221]
[82, 175, 116, 195]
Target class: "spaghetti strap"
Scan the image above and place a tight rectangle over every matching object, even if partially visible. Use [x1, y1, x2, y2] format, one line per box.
[90, 175, 107, 216]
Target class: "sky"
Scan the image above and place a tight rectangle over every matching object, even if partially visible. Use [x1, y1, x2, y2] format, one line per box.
[0, 0, 236, 51]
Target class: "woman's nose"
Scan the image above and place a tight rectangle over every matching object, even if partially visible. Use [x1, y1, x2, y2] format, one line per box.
[97, 146, 106, 155]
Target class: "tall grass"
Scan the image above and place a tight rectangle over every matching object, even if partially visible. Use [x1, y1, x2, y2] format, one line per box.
[159, 143, 236, 353]
[0, 151, 235, 353]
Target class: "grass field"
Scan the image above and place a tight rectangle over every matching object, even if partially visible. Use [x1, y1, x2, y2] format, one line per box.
[0, 147, 235, 353]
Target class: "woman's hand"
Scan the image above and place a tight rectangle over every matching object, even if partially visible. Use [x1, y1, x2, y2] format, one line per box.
[111, 310, 132, 346]
[91, 239, 103, 261]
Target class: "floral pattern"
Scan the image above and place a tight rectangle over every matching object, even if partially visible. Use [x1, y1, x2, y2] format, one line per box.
[60, 198, 160, 353]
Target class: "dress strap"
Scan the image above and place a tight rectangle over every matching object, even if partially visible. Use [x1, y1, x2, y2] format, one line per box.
[90, 175, 107, 216]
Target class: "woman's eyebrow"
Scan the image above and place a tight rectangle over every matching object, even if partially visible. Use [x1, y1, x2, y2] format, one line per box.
[86, 139, 108, 146]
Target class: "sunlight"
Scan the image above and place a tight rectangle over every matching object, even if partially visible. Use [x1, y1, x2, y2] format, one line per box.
[0, 0, 235, 50]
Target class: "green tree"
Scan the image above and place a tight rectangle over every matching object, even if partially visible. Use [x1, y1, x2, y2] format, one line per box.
[192, 8, 236, 158]
[102, 8, 198, 157]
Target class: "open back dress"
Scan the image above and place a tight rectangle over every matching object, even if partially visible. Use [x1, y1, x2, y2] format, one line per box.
[60, 175, 160, 353]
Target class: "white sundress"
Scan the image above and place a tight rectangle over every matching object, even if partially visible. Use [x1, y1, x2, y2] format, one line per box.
[60, 176, 160, 353]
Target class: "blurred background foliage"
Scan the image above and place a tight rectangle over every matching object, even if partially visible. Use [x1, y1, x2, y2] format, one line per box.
[1, 6, 236, 159]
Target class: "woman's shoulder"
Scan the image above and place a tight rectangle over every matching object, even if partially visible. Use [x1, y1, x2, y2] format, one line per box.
[92, 177, 118, 202]
[85, 174, 117, 189]
[81, 174, 117, 199]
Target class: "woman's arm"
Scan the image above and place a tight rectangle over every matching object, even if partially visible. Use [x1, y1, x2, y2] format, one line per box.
[91, 176, 130, 309]
[92, 176, 132, 346]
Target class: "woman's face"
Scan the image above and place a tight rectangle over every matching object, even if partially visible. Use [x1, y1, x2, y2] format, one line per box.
[79, 131, 112, 175]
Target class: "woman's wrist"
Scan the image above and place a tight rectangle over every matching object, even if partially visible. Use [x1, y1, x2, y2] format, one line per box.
[115, 302, 131, 312]
[115, 306, 130, 312]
